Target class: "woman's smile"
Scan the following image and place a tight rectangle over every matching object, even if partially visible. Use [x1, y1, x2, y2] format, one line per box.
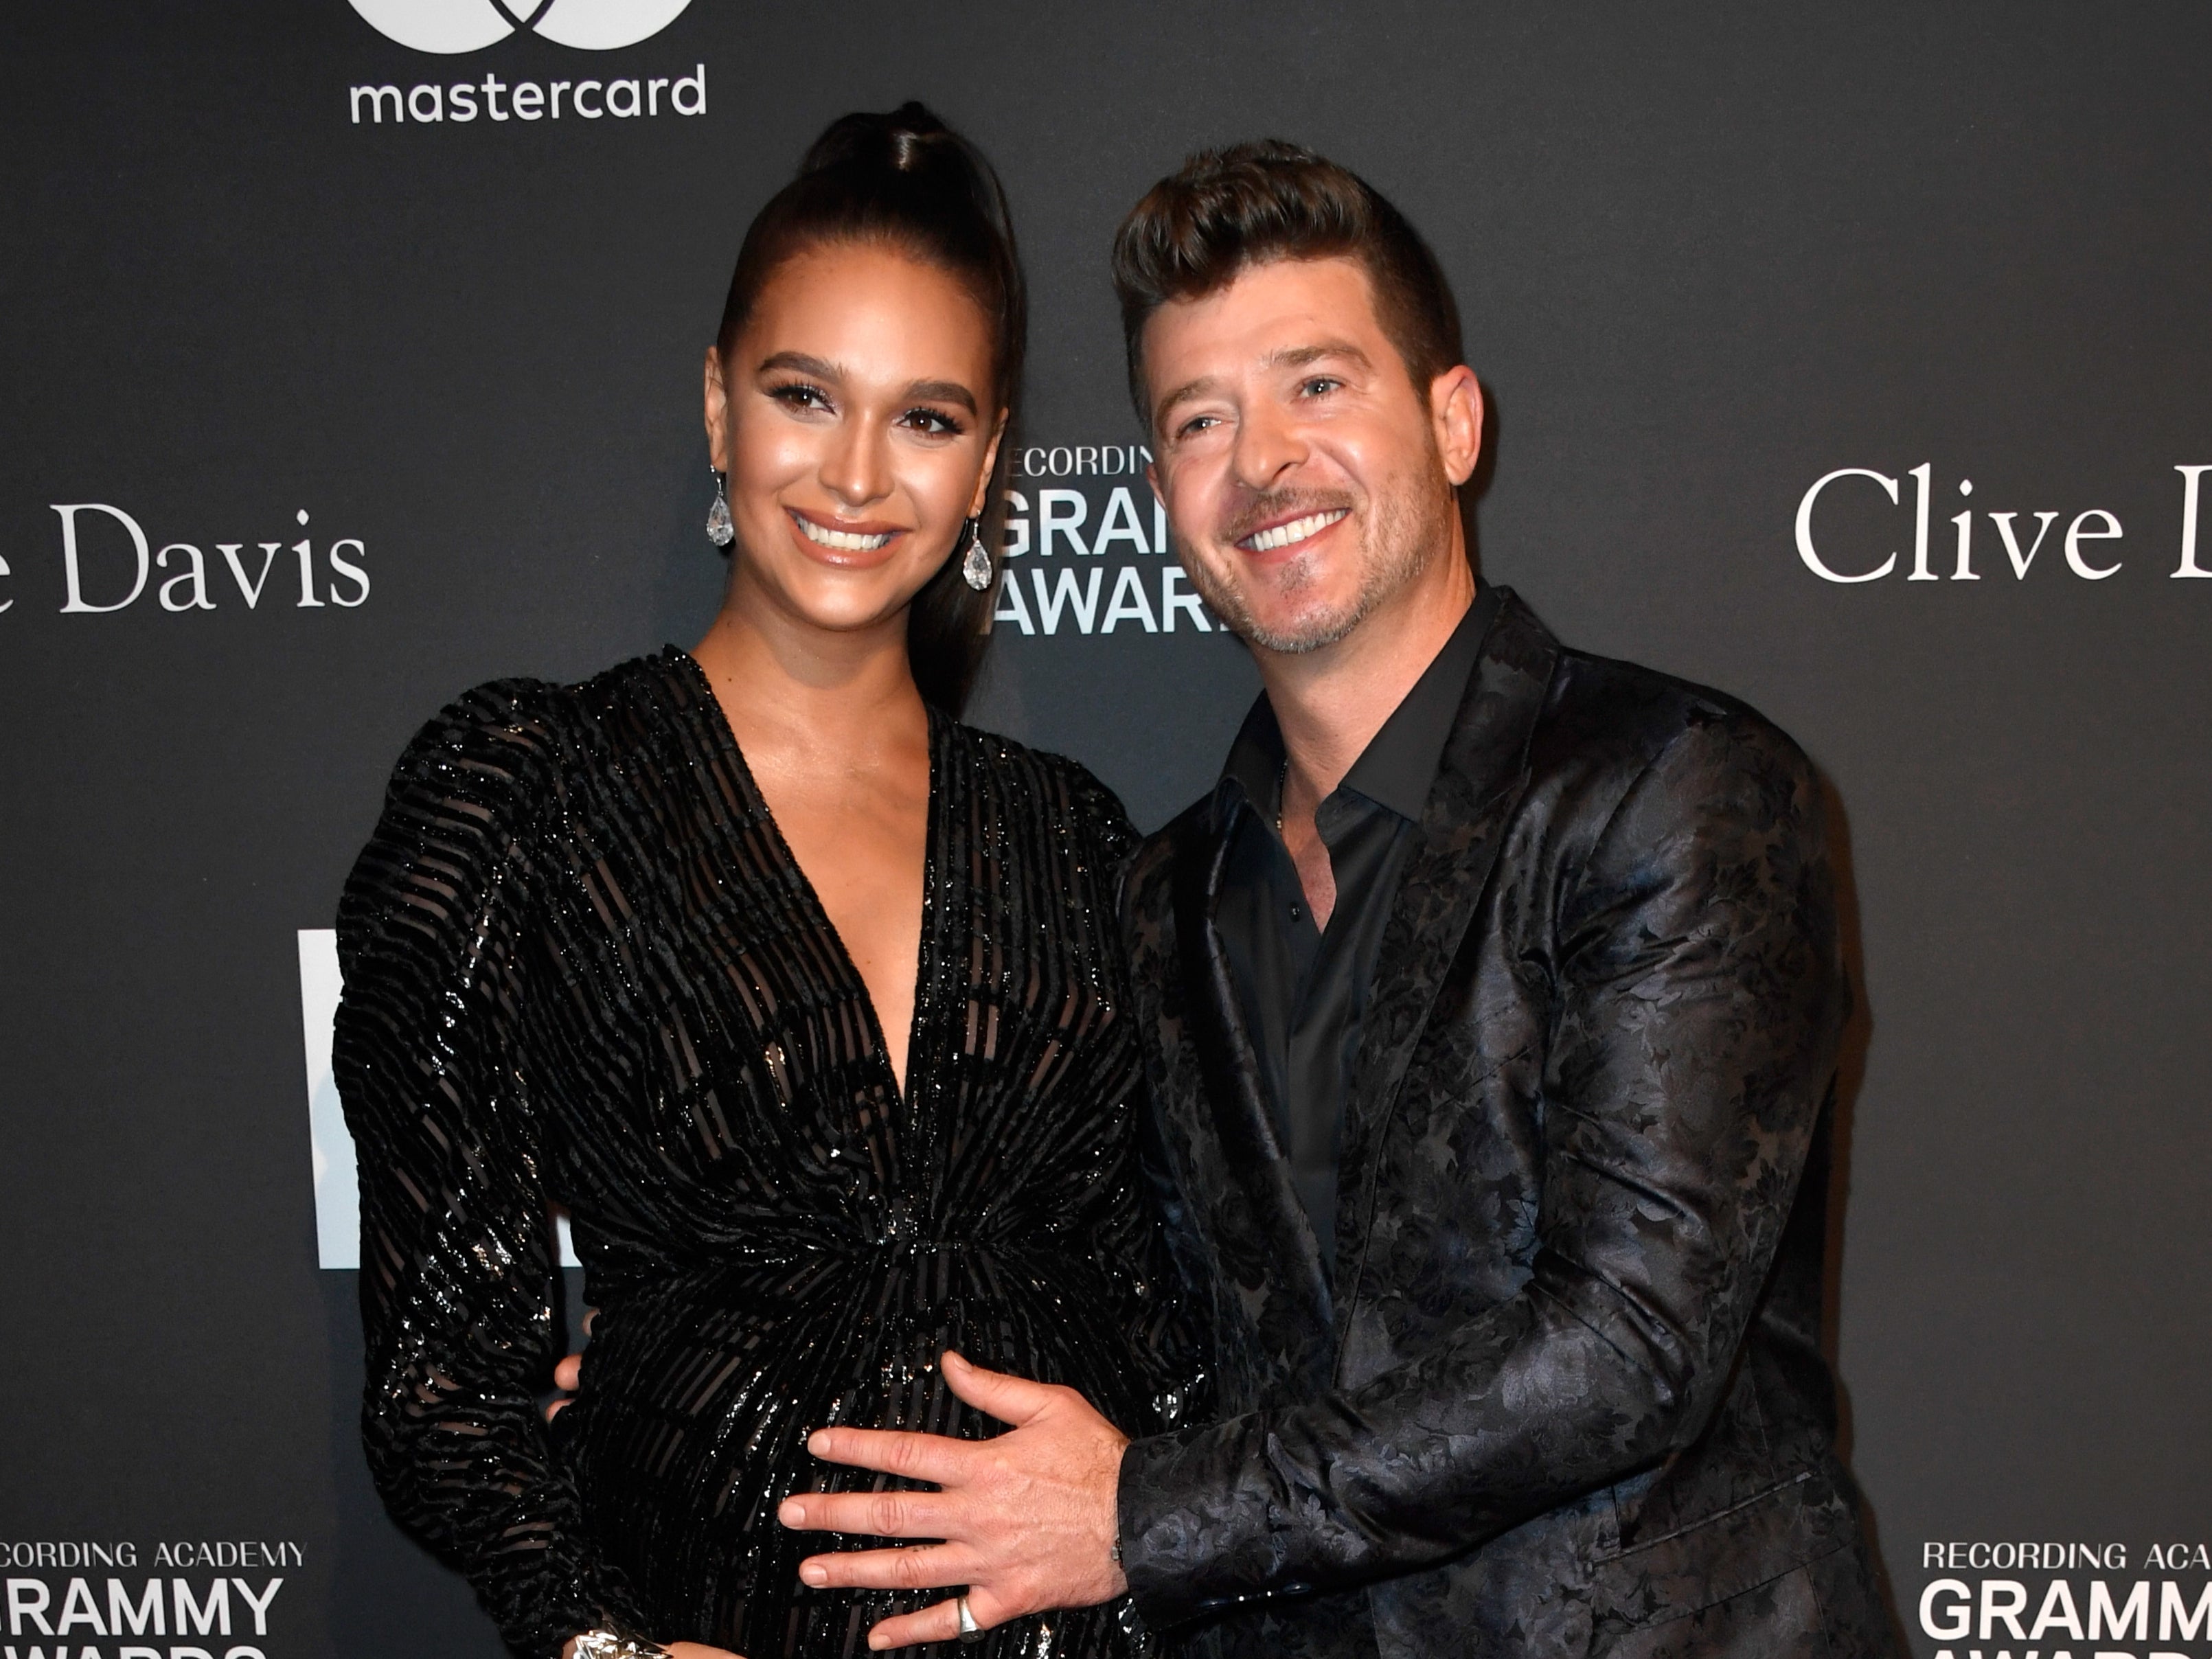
[787, 505, 905, 561]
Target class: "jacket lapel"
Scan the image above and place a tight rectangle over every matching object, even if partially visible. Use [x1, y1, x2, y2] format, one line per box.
[1332, 591, 1560, 1307]
[1169, 786, 1337, 1369]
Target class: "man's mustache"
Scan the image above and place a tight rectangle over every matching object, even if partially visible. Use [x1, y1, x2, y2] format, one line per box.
[1218, 488, 1358, 549]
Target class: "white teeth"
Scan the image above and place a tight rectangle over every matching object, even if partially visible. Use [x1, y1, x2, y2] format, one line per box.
[1244, 509, 1347, 552]
[796, 516, 895, 552]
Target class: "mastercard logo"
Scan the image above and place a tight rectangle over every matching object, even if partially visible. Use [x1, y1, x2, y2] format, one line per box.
[349, 0, 695, 54]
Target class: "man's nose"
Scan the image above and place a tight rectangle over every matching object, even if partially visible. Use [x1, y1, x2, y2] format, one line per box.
[1229, 401, 1307, 494]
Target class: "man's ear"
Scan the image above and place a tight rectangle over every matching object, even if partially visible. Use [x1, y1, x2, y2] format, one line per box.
[703, 345, 731, 472]
[1429, 365, 1483, 487]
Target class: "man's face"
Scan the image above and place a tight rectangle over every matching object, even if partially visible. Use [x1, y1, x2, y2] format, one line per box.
[1141, 255, 1479, 654]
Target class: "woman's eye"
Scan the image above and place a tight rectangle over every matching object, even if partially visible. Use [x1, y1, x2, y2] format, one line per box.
[900, 407, 964, 436]
[769, 382, 832, 413]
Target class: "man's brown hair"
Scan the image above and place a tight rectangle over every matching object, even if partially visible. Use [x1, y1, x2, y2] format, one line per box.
[1110, 139, 1464, 428]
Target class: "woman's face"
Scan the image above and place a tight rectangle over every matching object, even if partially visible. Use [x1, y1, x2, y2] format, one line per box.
[707, 242, 1003, 639]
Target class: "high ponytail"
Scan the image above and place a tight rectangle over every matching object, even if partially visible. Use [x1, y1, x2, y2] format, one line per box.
[716, 103, 1025, 716]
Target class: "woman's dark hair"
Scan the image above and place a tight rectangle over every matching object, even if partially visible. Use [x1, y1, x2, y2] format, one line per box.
[716, 102, 1025, 716]
[1111, 139, 1461, 431]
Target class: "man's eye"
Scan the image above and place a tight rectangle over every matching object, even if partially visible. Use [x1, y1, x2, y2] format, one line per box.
[1176, 414, 1220, 440]
[1300, 377, 1343, 397]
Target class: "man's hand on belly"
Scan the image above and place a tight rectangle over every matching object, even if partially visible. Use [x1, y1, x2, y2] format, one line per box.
[778, 1350, 1130, 1647]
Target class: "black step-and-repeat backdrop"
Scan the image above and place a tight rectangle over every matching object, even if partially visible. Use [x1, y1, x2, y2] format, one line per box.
[5, 5, 2209, 1656]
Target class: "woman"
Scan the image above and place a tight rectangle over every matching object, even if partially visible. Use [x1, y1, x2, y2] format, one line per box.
[336, 105, 1193, 1659]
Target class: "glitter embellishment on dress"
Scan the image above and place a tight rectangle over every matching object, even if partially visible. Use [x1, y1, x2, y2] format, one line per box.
[335, 651, 1196, 1659]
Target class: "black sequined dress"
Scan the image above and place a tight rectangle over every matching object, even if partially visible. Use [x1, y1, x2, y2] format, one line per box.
[336, 651, 1191, 1659]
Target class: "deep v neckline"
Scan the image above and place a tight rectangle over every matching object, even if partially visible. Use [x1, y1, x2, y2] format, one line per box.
[674, 649, 942, 1108]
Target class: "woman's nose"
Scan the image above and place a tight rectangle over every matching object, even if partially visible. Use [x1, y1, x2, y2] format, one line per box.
[821, 416, 893, 509]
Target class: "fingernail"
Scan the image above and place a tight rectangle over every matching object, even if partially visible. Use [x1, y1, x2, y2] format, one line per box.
[808, 1430, 829, 1454]
[801, 1561, 828, 1588]
[780, 1500, 805, 1525]
[868, 1637, 888, 1651]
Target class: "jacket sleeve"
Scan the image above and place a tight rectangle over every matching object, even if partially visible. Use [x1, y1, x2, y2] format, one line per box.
[334, 682, 631, 1657]
[1115, 709, 1845, 1624]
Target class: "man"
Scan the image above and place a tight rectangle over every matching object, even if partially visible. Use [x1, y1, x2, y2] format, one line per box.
[777, 141, 1900, 1659]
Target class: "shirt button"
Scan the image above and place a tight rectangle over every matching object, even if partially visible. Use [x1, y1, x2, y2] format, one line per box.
[1289, 904, 1302, 920]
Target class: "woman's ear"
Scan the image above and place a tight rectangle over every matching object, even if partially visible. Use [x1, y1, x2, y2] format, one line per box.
[703, 345, 732, 472]
[967, 408, 1011, 519]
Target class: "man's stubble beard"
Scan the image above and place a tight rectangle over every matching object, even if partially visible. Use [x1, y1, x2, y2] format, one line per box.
[1180, 462, 1457, 655]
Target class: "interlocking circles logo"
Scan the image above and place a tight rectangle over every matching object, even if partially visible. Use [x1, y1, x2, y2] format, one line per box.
[350, 0, 694, 54]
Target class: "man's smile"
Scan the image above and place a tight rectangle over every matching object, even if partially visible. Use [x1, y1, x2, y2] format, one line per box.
[1237, 507, 1348, 553]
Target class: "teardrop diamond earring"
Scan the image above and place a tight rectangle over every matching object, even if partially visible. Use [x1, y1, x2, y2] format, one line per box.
[959, 516, 992, 590]
[705, 469, 735, 547]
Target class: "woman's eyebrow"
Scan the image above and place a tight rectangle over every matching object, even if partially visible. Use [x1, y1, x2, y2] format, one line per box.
[756, 353, 976, 415]
[902, 379, 978, 413]
[757, 350, 842, 380]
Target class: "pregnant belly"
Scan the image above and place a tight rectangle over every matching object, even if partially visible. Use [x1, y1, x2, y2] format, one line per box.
[559, 1239, 1152, 1652]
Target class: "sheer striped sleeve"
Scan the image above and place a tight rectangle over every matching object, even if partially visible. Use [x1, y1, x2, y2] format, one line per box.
[333, 680, 630, 1657]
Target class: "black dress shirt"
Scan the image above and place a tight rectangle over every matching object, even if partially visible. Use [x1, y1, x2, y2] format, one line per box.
[1213, 584, 1502, 1279]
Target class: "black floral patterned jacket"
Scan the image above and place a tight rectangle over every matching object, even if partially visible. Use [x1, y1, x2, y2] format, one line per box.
[1115, 591, 1901, 1659]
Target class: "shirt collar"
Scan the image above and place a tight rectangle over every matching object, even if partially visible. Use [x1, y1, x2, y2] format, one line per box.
[1218, 582, 1502, 827]
[1338, 582, 1500, 821]
[1220, 689, 1288, 821]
